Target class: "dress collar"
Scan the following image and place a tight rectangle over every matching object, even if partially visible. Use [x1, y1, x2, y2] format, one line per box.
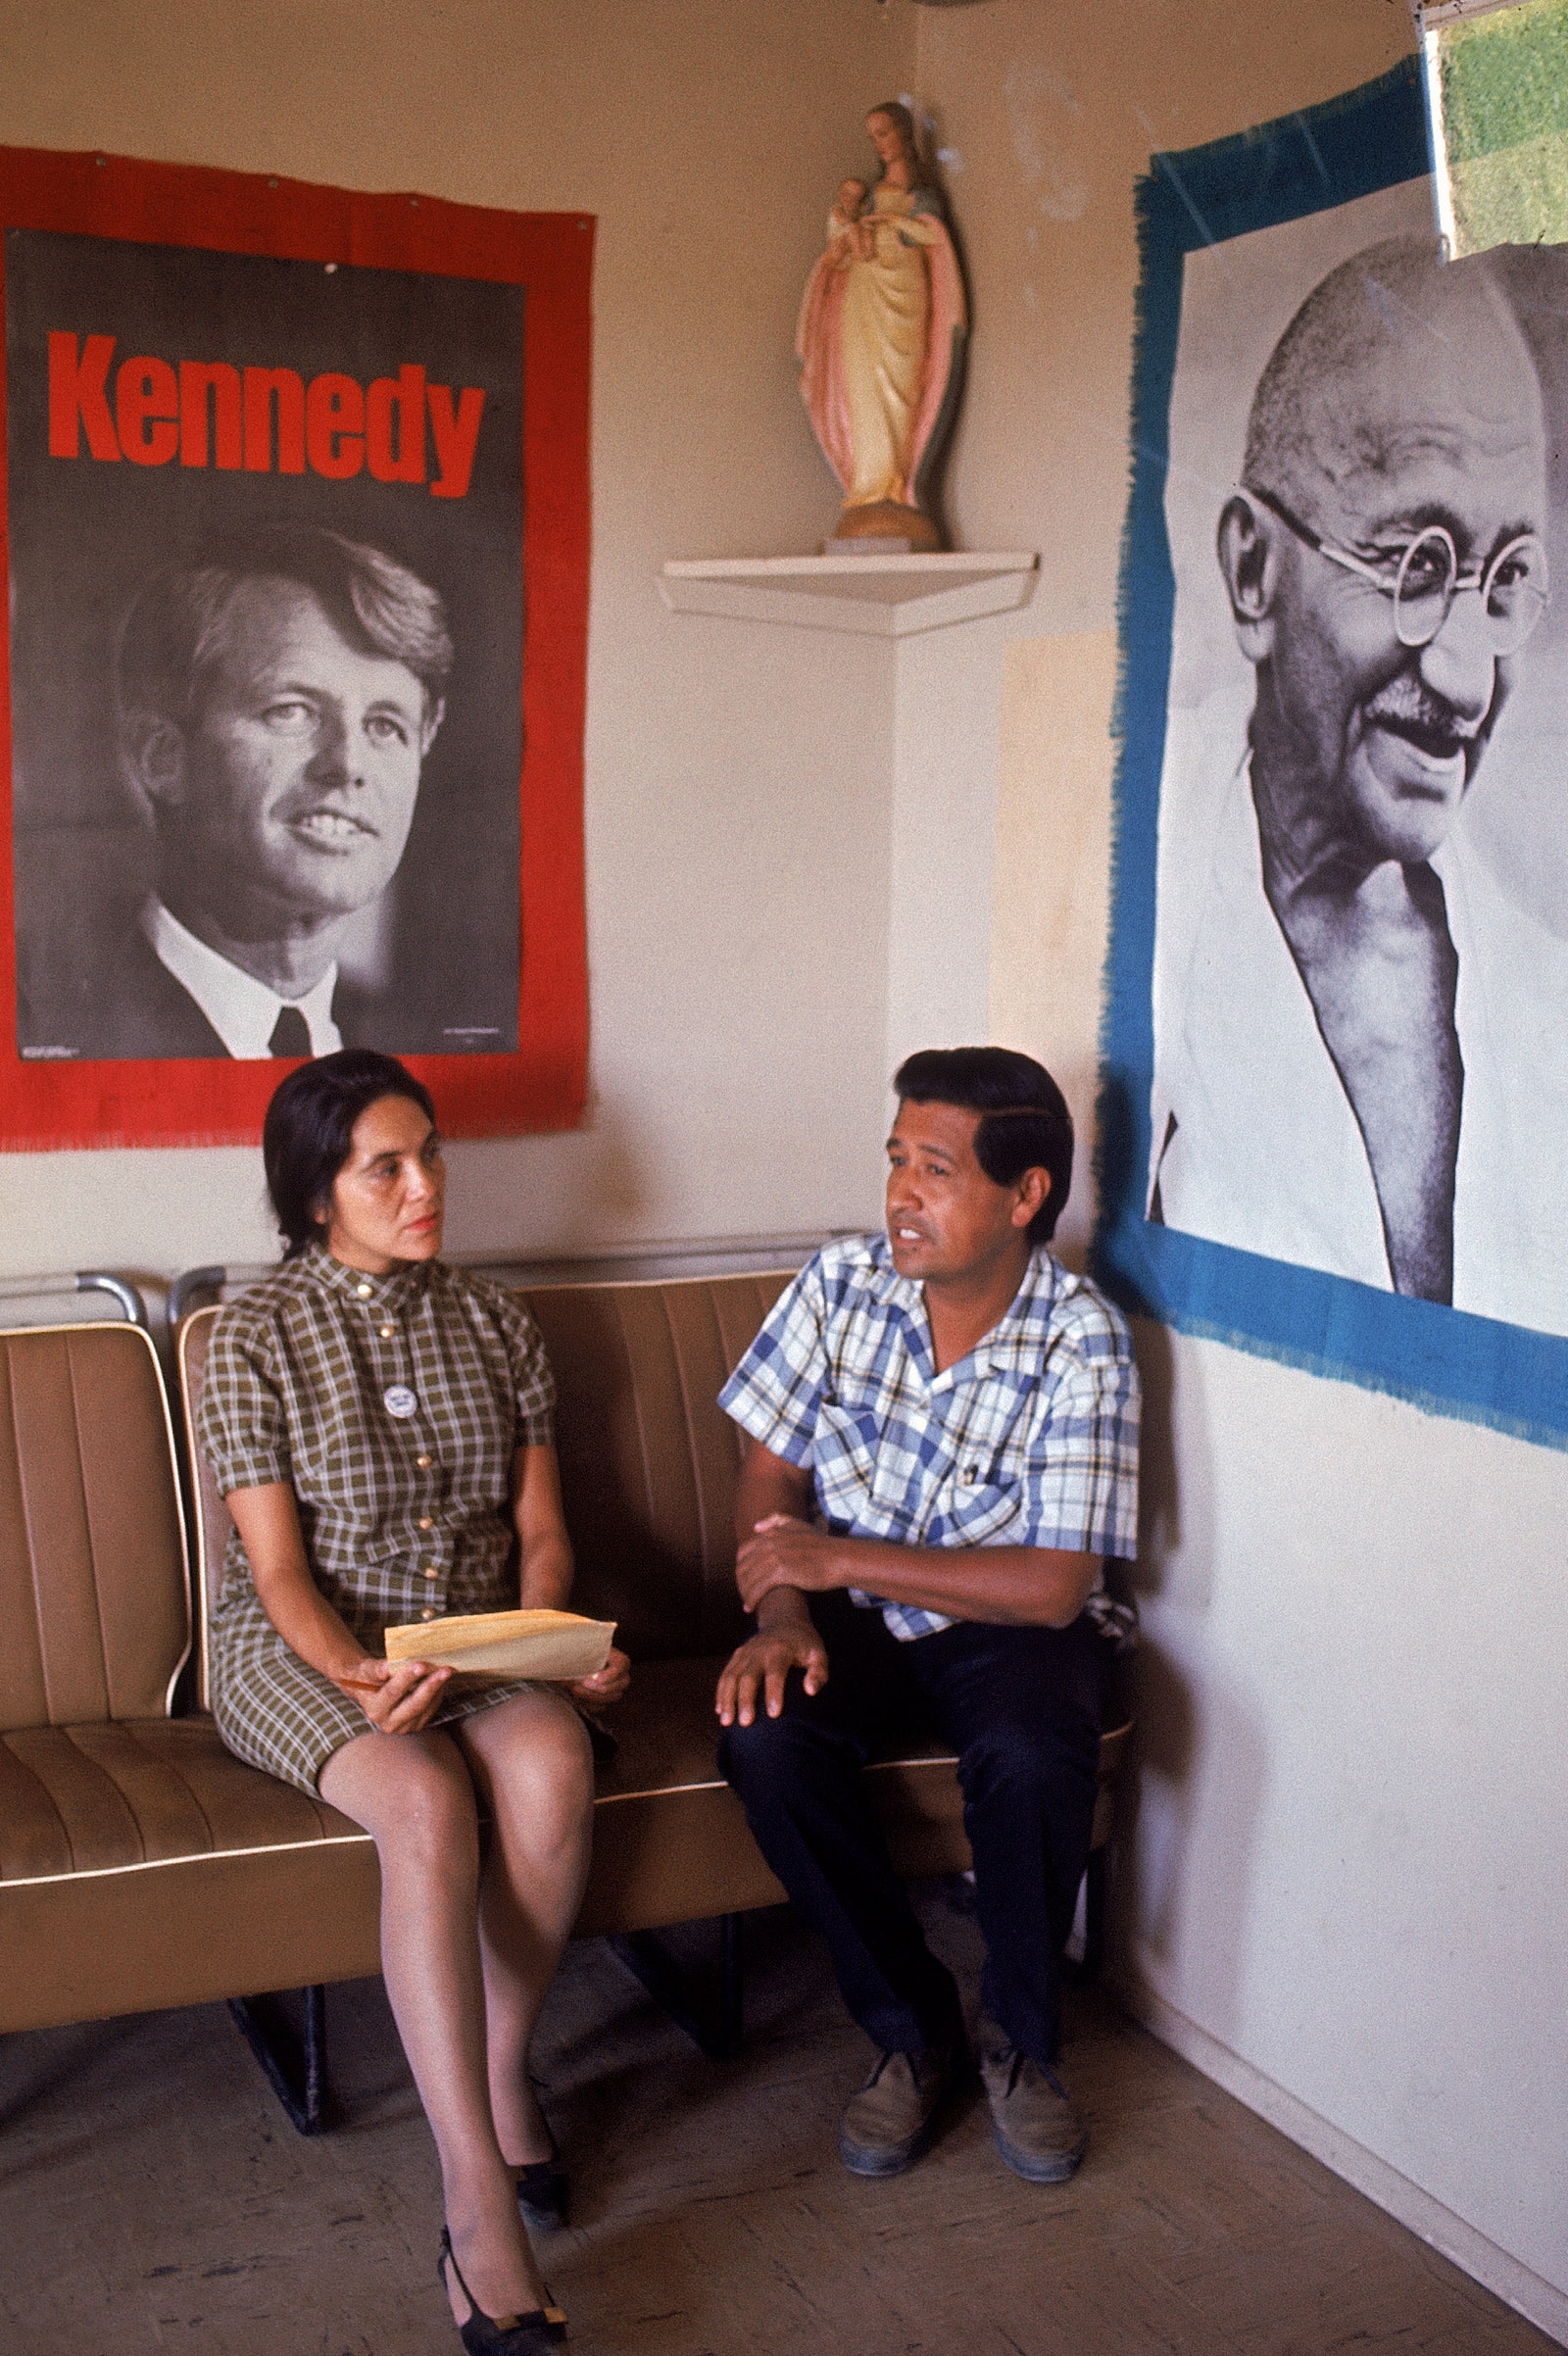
[304, 1238, 434, 1312]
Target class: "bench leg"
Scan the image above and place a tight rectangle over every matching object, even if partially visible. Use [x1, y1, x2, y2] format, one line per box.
[228, 1984, 329, 2134]
[609, 1913, 744, 2059]
[719, 1909, 744, 2054]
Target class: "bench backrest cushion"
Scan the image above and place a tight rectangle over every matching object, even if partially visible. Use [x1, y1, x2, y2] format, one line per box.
[177, 1269, 792, 1696]
[517, 1274, 792, 1660]
[0, 1324, 190, 1731]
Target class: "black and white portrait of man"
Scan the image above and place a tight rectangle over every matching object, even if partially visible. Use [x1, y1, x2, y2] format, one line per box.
[55, 526, 450, 1058]
[1148, 179, 1568, 1339]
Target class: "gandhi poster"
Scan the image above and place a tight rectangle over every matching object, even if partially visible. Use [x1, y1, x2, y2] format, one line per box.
[0, 147, 590, 1150]
[1097, 65, 1568, 1447]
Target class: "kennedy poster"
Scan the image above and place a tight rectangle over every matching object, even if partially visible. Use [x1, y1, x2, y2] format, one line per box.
[0, 147, 590, 1147]
[1096, 64, 1568, 1448]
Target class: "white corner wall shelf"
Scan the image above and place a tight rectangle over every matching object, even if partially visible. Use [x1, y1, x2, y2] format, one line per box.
[659, 552, 1039, 637]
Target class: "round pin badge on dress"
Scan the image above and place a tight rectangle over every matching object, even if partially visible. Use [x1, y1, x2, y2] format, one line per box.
[383, 1384, 419, 1420]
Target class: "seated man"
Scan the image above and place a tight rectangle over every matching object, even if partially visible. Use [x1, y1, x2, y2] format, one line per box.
[716, 1047, 1140, 2184]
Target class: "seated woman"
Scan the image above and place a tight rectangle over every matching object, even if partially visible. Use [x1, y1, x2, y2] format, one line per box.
[198, 1049, 627, 2355]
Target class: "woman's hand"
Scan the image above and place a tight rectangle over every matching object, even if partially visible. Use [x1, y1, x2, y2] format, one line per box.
[333, 1654, 453, 1735]
[568, 1645, 630, 1708]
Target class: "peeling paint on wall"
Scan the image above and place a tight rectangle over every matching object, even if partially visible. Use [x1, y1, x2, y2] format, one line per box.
[1004, 53, 1089, 221]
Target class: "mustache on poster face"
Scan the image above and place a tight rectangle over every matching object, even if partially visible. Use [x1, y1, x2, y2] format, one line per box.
[1361, 674, 1488, 750]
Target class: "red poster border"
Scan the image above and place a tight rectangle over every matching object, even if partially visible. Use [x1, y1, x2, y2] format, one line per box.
[0, 144, 592, 1150]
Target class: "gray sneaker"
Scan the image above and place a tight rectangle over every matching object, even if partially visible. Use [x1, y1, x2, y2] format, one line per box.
[979, 2037, 1088, 2183]
[839, 2044, 957, 2177]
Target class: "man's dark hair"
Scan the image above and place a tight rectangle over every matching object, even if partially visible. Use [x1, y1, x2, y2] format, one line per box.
[115, 523, 454, 766]
[263, 1049, 437, 1259]
[893, 1046, 1072, 1244]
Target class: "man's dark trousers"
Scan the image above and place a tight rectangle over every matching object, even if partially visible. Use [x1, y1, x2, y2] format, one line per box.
[718, 1589, 1106, 2067]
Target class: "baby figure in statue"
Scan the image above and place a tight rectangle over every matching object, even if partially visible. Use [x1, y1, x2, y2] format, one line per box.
[828, 176, 870, 258]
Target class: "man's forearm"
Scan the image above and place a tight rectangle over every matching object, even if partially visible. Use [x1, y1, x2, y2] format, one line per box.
[838, 1537, 1097, 1627]
[756, 1583, 814, 1632]
[730, 1434, 1100, 1631]
[748, 1527, 1098, 1629]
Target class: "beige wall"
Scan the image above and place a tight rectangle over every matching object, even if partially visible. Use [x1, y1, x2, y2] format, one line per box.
[0, 0, 918, 1281]
[924, 1, 1568, 2337]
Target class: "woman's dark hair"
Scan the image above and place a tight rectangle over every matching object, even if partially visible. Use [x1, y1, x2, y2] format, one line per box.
[893, 1046, 1073, 1244]
[263, 1050, 437, 1258]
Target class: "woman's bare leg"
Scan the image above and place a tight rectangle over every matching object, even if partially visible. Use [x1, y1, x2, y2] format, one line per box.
[457, 1690, 596, 2168]
[318, 1727, 548, 2325]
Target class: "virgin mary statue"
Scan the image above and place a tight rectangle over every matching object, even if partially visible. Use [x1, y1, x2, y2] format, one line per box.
[796, 102, 968, 550]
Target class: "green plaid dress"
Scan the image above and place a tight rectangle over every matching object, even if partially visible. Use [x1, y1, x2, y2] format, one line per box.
[198, 1245, 556, 1794]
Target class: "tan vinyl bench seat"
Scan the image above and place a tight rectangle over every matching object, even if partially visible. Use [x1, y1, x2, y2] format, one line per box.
[1, 1276, 1131, 2126]
[0, 1321, 381, 2039]
[0, 1717, 379, 2031]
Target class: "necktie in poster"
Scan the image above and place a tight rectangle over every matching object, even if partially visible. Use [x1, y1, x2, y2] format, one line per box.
[0, 146, 590, 1147]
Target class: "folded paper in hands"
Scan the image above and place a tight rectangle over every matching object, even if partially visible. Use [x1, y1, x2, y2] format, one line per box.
[384, 1606, 616, 1684]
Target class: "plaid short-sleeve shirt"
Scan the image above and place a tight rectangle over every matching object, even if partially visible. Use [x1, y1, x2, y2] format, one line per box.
[197, 1245, 556, 1792]
[718, 1234, 1140, 1641]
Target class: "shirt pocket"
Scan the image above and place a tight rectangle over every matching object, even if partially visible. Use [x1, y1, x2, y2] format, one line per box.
[937, 1476, 1023, 1548]
[810, 1399, 882, 1527]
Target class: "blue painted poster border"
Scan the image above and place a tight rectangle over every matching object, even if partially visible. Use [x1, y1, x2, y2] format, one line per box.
[1091, 60, 1568, 1452]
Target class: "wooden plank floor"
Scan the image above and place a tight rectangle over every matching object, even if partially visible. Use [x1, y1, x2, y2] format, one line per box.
[1, 1887, 1555, 2356]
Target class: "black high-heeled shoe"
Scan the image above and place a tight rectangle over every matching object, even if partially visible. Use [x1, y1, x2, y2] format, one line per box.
[437, 2228, 567, 2352]
[515, 2133, 569, 2232]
